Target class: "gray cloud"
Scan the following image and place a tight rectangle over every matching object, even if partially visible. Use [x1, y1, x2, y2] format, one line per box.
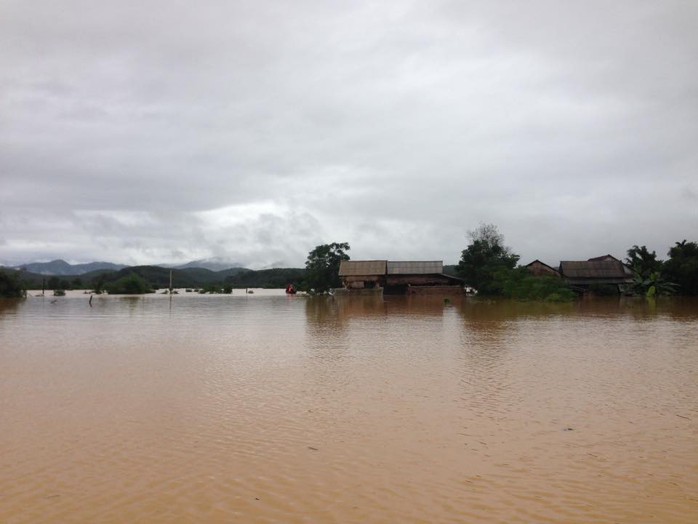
[1, 0, 696, 268]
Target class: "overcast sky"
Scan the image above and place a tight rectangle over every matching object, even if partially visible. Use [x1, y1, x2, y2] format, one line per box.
[1, 0, 696, 269]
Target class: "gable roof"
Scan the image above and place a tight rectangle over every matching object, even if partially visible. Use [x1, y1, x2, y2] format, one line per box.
[525, 259, 561, 278]
[559, 260, 629, 279]
[338, 260, 387, 276]
[387, 261, 443, 275]
[525, 259, 559, 271]
[587, 254, 621, 262]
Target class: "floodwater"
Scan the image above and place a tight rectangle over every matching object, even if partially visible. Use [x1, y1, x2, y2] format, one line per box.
[1, 291, 697, 523]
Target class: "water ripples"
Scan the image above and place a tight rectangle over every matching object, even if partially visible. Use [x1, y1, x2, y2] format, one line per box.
[1, 295, 697, 522]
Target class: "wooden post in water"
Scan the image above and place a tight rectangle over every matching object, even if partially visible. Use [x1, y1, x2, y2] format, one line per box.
[169, 270, 173, 294]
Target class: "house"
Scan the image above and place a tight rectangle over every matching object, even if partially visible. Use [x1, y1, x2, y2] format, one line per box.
[338, 260, 464, 295]
[386, 261, 463, 295]
[338, 260, 386, 290]
[525, 259, 561, 278]
[559, 255, 633, 292]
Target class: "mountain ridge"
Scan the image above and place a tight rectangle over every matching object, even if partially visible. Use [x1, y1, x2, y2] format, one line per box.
[10, 259, 128, 275]
[5, 258, 246, 275]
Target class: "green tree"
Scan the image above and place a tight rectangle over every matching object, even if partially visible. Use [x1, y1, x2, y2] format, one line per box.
[0, 269, 26, 298]
[304, 242, 350, 293]
[224, 268, 306, 289]
[92, 273, 108, 294]
[625, 245, 663, 278]
[625, 245, 673, 296]
[456, 224, 519, 295]
[663, 240, 698, 295]
[499, 267, 576, 302]
[105, 274, 154, 294]
[636, 271, 678, 298]
[47, 276, 60, 290]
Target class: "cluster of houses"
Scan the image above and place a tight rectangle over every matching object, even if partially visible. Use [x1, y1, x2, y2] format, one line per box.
[526, 255, 634, 292]
[337, 255, 633, 296]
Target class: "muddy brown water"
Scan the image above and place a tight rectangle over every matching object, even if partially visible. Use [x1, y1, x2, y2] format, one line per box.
[1, 291, 697, 523]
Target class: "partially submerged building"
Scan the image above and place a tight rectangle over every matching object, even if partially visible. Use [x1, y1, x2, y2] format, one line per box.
[525, 259, 561, 278]
[559, 255, 633, 292]
[337, 260, 386, 291]
[338, 260, 464, 295]
[386, 261, 463, 295]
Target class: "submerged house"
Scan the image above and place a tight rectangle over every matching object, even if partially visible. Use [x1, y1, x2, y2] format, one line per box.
[338, 260, 464, 295]
[386, 261, 463, 295]
[559, 255, 633, 292]
[337, 260, 387, 290]
[525, 259, 561, 278]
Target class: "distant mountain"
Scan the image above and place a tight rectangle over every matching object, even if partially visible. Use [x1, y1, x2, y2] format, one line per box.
[4, 261, 303, 290]
[8, 257, 246, 275]
[174, 257, 244, 272]
[15, 259, 128, 276]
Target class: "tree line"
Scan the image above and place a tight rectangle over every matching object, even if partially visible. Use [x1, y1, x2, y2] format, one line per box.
[456, 224, 697, 299]
[0, 265, 307, 297]
[302, 225, 698, 299]
[1, 230, 696, 298]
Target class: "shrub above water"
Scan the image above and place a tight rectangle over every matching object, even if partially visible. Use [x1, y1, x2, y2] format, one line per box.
[105, 274, 154, 294]
[0, 269, 26, 298]
[499, 268, 576, 302]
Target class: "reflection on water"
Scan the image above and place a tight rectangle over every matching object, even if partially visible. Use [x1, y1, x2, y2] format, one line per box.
[0, 298, 21, 315]
[1, 293, 697, 523]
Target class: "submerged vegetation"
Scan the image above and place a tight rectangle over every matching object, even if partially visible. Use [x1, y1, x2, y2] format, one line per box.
[498, 269, 577, 302]
[456, 225, 696, 300]
[303, 242, 350, 294]
[457, 223, 520, 296]
[625, 245, 676, 297]
[0, 269, 26, 298]
[456, 224, 574, 301]
[224, 268, 306, 290]
[4, 265, 307, 296]
[104, 274, 154, 295]
[663, 240, 698, 296]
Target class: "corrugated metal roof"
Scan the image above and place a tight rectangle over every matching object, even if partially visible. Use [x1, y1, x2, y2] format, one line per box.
[387, 261, 443, 275]
[560, 260, 628, 279]
[338, 260, 387, 276]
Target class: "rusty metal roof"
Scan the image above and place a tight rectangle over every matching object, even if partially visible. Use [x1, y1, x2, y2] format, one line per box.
[387, 261, 443, 275]
[338, 260, 387, 276]
[560, 260, 629, 279]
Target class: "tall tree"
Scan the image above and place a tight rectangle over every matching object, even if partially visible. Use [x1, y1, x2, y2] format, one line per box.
[0, 269, 26, 298]
[625, 245, 672, 296]
[663, 240, 698, 295]
[304, 242, 350, 293]
[625, 245, 663, 279]
[457, 224, 519, 295]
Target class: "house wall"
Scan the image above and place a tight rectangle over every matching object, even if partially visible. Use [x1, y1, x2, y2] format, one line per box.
[342, 275, 384, 289]
[340, 271, 462, 295]
[386, 275, 456, 286]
